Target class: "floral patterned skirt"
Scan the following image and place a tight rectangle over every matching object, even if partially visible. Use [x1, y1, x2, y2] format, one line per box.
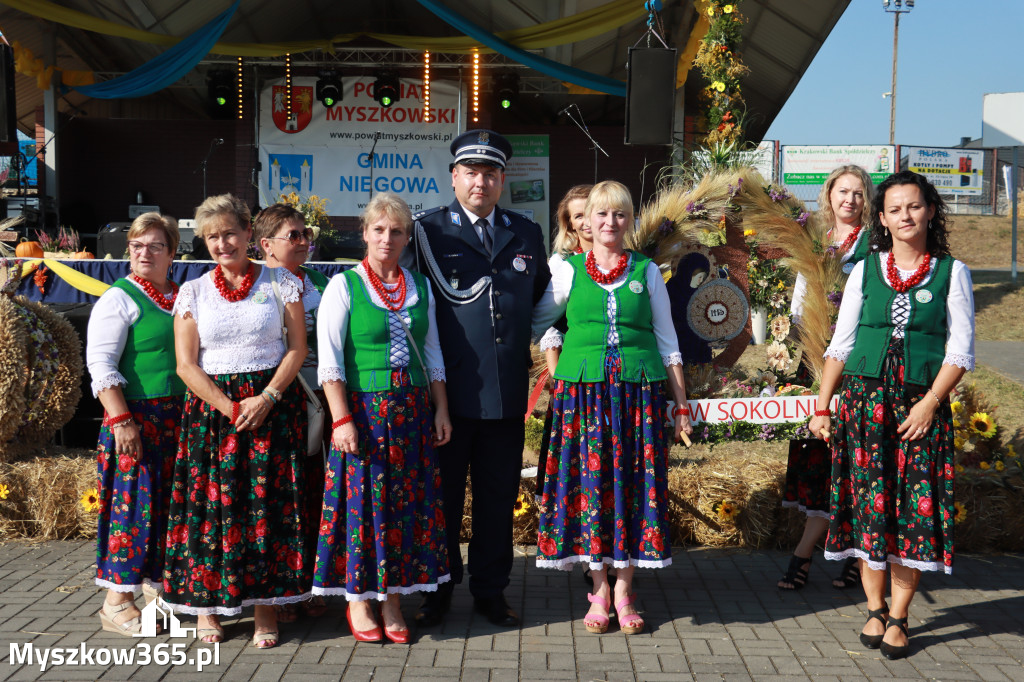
[162, 369, 310, 616]
[782, 438, 832, 517]
[312, 369, 449, 600]
[537, 352, 672, 570]
[825, 341, 955, 574]
[96, 396, 182, 591]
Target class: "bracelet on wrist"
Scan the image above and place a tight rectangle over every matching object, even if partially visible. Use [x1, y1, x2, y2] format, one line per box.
[102, 412, 133, 427]
[231, 401, 240, 425]
[814, 409, 832, 417]
[111, 420, 136, 430]
[263, 386, 282, 402]
[332, 415, 353, 430]
[928, 388, 942, 405]
[260, 392, 274, 409]
[673, 407, 690, 417]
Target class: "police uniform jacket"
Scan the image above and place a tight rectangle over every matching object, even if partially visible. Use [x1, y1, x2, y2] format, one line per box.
[407, 199, 551, 420]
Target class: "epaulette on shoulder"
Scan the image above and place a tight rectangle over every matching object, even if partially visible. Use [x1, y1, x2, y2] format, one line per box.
[500, 208, 540, 227]
[412, 205, 446, 221]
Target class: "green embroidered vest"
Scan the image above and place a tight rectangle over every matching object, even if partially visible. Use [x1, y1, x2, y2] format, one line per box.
[843, 254, 952, 385]
[342, 269, 429, 391]
[554, 252, 666, 383]
[110, 279, 185, 399]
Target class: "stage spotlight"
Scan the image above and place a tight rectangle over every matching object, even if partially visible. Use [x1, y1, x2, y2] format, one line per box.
[495, 72, 519, 110]
[316, 72, 343, 108]
[207, 70, 233, 117]
[373, 72, 400, 108]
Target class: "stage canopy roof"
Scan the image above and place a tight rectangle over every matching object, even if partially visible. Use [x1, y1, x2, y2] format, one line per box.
[0, 0, 850, 142]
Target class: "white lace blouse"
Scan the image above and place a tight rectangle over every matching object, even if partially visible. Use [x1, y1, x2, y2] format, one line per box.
[317, 263, 446, 386]
[86, 278, 174, 396]
[173, 265, 302, 375]
[532, 254, 683, 367]
[824, 254, 975, 371]
[538, 251, 569, 351]
[790, 230, 865, 324]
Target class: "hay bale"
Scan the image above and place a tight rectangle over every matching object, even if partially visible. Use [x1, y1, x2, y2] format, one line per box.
[955, 475, 1024, 553]
[459, 478, 539, 546]
[667, 452, 788, 549]
[0, 449, 97, 541]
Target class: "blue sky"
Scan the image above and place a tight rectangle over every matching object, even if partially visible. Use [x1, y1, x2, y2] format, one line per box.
[763, 0, 1024, 147]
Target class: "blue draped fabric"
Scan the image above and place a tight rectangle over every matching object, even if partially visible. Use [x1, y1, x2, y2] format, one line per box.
[67, 1, 240, 99]
[16, 260, 352, 305]
[415, 0, 627, 97]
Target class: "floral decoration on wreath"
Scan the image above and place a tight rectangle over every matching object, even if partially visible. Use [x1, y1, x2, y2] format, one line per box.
[694, 0, 749, 146]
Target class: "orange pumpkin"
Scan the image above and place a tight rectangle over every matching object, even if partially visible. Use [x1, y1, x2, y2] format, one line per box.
[71, 250, 95, 259]
[15, 239, 44, 258]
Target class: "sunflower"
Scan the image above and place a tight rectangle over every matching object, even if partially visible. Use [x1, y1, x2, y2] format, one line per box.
[950, 400, 963, 415]
[80, 488, 100, 513]
[954, 501, 966, 524]
[0, 483, 8, 500]
[953, 435, 965, 450]
[979, 461, 990, 470]
[724, 4, 735, 13]
[513, 493, 531, 518]
[969, 412, 996, 438]
[712, 499, 738, 521]
[743, 229, 757, 237]
[995, 460, 1005, 472]
[707, 6, 716, 17]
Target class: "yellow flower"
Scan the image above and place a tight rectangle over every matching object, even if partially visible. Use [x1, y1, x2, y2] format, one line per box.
[953, 435, 964, 450]
[724, 4, 734, 13]
[0, 483, 8, 500]
[713, 499, 738, 521]
[513, 493, 531, 518]
[707, 7, 716, 16]
[979, 461, 990, 470]
[1007, 444, 1018, 459]
[954, 501, 966, 523]
[950, 400, 963, 415]
[955, 463, 964, 473]
[80, 488, 100, 513]
[969, 412, 996, 438]
[714, 81, 726, 92]
[743, 229, 757, 237]
[995, 460, 1005, 472]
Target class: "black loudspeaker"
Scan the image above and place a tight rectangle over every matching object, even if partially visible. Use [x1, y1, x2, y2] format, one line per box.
[0, 44, 16, 145]
[625, 47, 677, 146]
[97, 222, 131, 258]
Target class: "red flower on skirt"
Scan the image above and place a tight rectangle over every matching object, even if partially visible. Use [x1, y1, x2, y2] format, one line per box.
[171, 524, 188, 544]
[203, 571, 221, 592]
[255, 518, 267, 538]
[538, 535, 557, 556]
[587, 452, 601, 471]
[387, 528, 402, 547]
[206, 482, 219, 502]
[574, 494, 589, 513]
[117, 454, 134, 473]
[220, 434, 237, 455]
[379, 400, 389, 417]
[545, 456, 558, 475]
[873, 493, 886, 513]
[287, 551, 303, 571]
[108, 536, 120, 554]
[388, 446, 404, 467]
[590, 536, 602, 554]
[898, 450, 906, 474]
[872, 404, 885, 424]
[855, 448, 869, 468]
[917, 497, 933, 516]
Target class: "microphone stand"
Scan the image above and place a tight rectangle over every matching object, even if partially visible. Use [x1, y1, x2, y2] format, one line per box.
[368, 132, 381, 201]
[562, 104, 608, 184]
[194, 138, 223, 202]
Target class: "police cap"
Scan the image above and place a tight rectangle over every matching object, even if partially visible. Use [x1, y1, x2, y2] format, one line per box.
[450, 129, 513, 170]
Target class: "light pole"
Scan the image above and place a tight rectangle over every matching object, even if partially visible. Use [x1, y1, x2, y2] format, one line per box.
[882, 0, 914, 146]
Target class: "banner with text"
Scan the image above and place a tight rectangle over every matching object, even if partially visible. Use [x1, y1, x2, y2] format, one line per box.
[498, 135, 551, 244]
[781, 145, 896, 206]
[666, 395, 839, 426]
[904, 146, 984, 196]
[258, 77, 463, 216]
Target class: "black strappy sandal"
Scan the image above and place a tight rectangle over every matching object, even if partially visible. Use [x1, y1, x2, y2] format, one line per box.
[833, 556, 861, 589]
[880, 616, 910, 660]
[777, 554, 811, 590]
[859, 604, 890, 649]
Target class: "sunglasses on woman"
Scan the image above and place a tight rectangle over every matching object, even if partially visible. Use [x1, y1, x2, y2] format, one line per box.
[268, 228, 314, 244]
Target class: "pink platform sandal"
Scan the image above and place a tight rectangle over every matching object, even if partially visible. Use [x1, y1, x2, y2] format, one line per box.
[615, 594, 645, 635]
[583, 593, 610, 634]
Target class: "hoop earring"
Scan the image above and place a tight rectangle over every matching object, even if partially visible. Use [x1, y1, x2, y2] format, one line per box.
[927, 220, 933, 230]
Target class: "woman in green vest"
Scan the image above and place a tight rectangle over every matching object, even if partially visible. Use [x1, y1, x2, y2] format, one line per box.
[809, 171, 975, 660]
[86, 212, 184, 635]
[312, 192, 452, 643]
[254, 203, 329, 622]
[779, 165, 874, 591]
[531, 180, 692, 635]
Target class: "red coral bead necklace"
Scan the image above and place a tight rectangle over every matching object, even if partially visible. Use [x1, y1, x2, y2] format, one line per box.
[834, 224, 861, 255]
[362, 259, 406, 312]
[585, 250, 629, 284]
[130, 273, 178, 311]
[214, 262, 255, 302]
[885, 252, 932, 293]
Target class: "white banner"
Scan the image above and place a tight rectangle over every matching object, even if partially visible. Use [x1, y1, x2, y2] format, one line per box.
[781, 145, 896, 205]
[258, 77, 463, 216]
[667, 395, 840, 426]
[905, 146, 984, 196]
[499, 135, 551, 244]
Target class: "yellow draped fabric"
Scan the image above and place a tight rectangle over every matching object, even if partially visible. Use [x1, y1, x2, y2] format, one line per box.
[677, 0, 710, 89]
[0, 0, 646, 57]
[18, 258, 111, 296]
[12, 41, 95, 89]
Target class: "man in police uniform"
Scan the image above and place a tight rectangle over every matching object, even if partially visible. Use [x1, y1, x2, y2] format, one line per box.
[406, 130, 550, 627]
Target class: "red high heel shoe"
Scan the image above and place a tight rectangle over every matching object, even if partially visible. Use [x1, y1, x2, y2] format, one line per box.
[380, 604, 410, 644]
[346, 605, 382, 642]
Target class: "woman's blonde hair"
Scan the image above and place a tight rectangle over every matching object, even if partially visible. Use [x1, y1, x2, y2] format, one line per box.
[127, 212, 180, 254]
[816, 165, 874, 229]
[551, 184, 593, 256]
[194, 193, 251, 239]
[584, 180, 634, 224]
[360, 192, 412, 233]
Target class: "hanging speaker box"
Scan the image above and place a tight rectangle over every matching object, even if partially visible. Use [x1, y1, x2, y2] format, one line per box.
[624, 47, 677, 146]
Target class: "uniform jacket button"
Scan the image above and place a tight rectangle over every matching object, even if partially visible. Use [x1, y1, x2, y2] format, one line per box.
[495, 313, 503, 320]
[495, 337, 503, 344]
[492, 268, 498, 274]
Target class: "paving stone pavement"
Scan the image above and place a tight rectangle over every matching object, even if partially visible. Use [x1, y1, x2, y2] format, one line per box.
[0, 541, 1022, 681]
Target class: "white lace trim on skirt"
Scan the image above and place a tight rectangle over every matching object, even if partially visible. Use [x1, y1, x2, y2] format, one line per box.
[824, 548, 951, 575]
[536, 554, 672, 571]
[311, 573, 450, 601]
[163, 592, 312, 617]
